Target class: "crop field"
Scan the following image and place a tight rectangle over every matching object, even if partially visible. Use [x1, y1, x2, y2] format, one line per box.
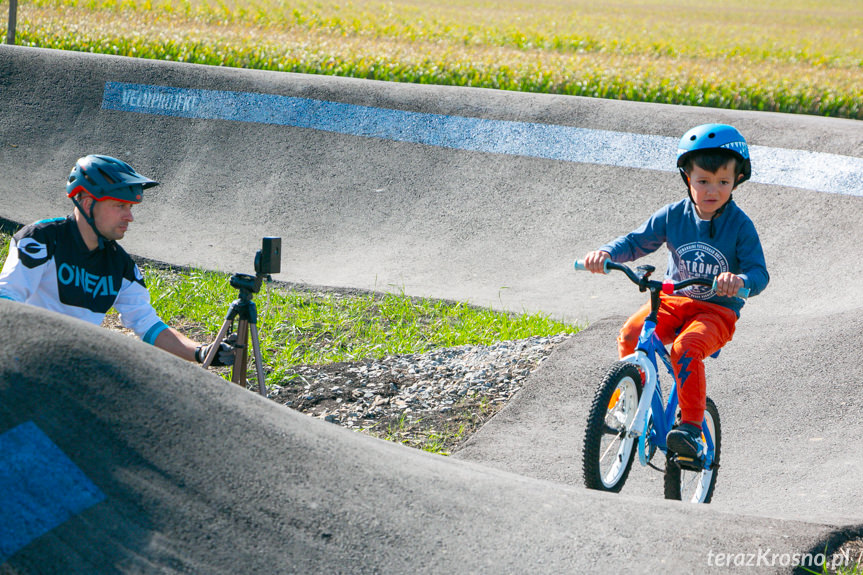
[6, 0, 863, 119]
[4, 0, 863, 117]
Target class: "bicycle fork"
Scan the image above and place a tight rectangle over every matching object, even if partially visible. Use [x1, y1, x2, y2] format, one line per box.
[622, 350, 659, 442]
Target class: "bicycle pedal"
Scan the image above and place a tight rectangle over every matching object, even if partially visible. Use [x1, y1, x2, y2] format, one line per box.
[670, 454, 704, 472]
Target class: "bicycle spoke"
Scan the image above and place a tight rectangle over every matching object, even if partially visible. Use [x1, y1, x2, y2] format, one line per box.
[681, 471, 699, 492]
[599, 436, 622, 463]
[680, 469, 707, 502]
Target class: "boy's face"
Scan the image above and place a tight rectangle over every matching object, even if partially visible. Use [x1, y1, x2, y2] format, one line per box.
[687, 160, 738, 220]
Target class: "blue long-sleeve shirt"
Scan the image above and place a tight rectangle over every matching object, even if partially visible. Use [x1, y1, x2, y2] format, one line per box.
[599, 198, 769, 316]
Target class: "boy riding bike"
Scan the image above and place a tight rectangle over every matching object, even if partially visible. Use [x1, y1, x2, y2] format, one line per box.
[581, 124, 769, 462]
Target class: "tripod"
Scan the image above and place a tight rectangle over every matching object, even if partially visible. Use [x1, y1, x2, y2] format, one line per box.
[202, 272, 268, 397]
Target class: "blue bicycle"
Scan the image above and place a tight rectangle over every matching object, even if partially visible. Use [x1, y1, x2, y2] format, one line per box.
[574, 260, 748, 503]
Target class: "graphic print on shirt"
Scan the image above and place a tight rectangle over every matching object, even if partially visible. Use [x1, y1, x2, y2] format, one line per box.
[675, 242, 728, 300]
[16, 238, 51, 267]
[53, 238, 133, 314]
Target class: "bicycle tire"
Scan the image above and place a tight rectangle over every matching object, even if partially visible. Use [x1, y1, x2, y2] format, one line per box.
[582, 361, 642, 493]
[664, 396, 721, 503]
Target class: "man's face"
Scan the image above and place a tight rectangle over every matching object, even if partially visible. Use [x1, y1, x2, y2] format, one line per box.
[688, 160, 738, 220]
[92, 198, 135, 241]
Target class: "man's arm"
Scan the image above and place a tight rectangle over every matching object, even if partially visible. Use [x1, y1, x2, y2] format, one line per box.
[154, 326, 237, 366]
[153, 327, 199, 362]
[113, 264, 235, 366]
[0, 236, 46, 302]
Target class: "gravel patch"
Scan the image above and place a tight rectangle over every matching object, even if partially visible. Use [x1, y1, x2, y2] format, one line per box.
[103, 313, 573, 453]
[268, 334, 573, 453]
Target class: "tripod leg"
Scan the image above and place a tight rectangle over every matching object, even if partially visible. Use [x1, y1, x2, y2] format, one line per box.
[232, 319, 250, 387]
[203, 318, 234, 368]
[249, 323, 267, 397]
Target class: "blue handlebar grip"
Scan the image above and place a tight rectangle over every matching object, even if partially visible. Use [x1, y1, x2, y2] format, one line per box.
[573, 259, 610, 274]
[711, 278, 750, 299]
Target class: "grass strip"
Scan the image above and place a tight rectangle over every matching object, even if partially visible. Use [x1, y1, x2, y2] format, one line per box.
[2, 230, 578, 454]
[137, 262, 578, 390]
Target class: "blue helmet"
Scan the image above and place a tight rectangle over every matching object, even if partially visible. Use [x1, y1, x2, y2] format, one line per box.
[66, 155, 158, 204]
[676, 124, 751, 185]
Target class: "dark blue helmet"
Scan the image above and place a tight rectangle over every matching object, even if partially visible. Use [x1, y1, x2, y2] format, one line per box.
[676, 124, 751, 185]
[66, 155, 158, 203]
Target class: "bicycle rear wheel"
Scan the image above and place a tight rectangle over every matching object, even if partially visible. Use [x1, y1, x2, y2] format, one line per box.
[582, 362, 642, 493]
[664, 396, 721, 503]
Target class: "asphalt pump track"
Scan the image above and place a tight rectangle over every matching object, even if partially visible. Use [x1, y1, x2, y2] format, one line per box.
[1, 46, 862, 573]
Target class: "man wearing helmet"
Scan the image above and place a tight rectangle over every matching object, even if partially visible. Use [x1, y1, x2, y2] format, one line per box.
[0, 155, 235, 367]
[581, 124, 769, 461]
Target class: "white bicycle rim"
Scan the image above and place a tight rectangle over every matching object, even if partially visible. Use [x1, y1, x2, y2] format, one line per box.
[678, 410, 717, 503]
[600, 376, 640, 488]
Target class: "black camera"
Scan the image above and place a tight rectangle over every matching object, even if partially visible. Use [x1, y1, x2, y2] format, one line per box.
[254, 236, 281, 276]
[229, 237, 282, 295]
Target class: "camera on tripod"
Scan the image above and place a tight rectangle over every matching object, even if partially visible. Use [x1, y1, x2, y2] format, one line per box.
[255, 236, 281, 276]
[204, 236, 282, 397]
[229, 237, 282, 294]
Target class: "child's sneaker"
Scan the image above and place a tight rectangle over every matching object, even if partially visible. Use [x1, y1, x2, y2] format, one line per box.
[666, 423, 705, 460]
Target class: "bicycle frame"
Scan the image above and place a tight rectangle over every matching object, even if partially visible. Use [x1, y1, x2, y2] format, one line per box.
[623, 318, 716, 470]
[574, 258, 737, 471]
[575, 258, 741, 499]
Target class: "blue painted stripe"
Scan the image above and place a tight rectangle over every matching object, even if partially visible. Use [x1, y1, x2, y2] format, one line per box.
[102, 82, 863, 197]
[0, 422, 106, 562]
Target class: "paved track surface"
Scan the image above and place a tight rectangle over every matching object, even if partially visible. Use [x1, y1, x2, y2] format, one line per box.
[2, 46, 862, 573]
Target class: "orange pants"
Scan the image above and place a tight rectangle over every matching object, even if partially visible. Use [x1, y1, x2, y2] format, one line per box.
[617, 294, 737, 428]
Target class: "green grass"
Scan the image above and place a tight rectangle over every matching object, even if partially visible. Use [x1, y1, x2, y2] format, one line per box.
[1, 231, 576, 387]
[806, 563, 863, 575]
[138, 262, 578, 390]
[381, 413, 471, 455]
[1, 228, 578, 453]
[4, 0, 862, 118]
[798, 544, 863, 575]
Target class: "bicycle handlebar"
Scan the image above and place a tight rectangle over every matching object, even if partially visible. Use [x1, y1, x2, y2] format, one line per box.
[574, 259, 749, 299]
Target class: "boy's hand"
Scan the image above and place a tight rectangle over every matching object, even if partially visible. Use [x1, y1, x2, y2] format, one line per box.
[583, 250, 611, 274]
[714, 272, 744, 297]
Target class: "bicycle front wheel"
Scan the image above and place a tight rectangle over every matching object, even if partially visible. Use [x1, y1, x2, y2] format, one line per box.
[582, 362, 642, 493]
[664, 396, 721, 503]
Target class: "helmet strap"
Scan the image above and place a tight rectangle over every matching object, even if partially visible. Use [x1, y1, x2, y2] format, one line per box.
[708, 194, 732, 239]
[71, 194, 108, 250]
